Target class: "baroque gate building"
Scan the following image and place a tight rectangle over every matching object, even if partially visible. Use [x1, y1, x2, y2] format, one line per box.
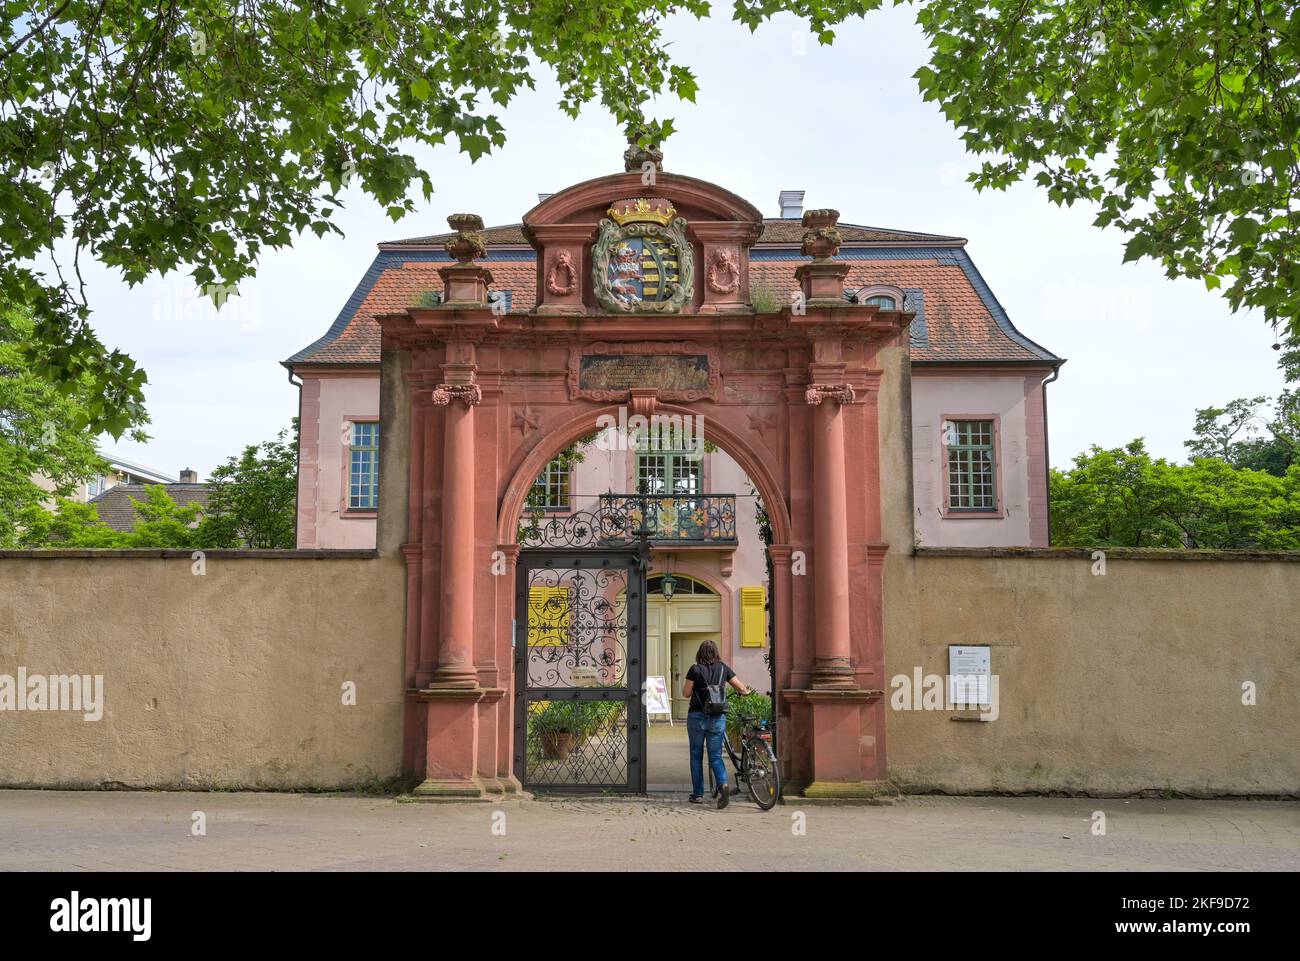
[286, 146, 1063, 797]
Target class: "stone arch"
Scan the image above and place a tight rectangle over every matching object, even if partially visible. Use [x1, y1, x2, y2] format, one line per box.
[497, 402, 792, 546]
[524, 171, 764, 227]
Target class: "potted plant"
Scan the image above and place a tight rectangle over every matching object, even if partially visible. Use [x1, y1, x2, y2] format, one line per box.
[533, 701, 581, 760]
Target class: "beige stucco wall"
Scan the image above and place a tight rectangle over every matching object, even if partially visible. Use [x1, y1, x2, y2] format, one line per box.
[884, 549, 1300, 796]
[0, 552, 405, 790]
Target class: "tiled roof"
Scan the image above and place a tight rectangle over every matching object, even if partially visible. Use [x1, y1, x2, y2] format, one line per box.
[90, 484, 212, 533]
[286, 231, 1058, 368]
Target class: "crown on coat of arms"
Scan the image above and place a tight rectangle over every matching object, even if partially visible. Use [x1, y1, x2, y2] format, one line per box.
[607, 198, 676, 227]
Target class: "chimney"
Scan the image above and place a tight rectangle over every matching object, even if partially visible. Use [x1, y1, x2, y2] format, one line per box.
[179, 468, 198, 484]
[778, 190, 805, 219]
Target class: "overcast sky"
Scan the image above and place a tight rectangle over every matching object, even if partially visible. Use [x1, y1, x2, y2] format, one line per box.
[72, 7, 1284, 480]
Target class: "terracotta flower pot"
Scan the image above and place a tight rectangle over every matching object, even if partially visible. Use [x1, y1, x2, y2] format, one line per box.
[541, 729, 577, 760]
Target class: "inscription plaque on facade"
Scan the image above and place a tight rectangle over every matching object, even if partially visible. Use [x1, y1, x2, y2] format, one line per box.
[568, 341, 720, 402]
[580, 354, 708, 393]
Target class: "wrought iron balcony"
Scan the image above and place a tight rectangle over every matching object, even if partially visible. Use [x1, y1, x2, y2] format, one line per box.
[600, 494, 738, 545]
[518, 494, 739, 549]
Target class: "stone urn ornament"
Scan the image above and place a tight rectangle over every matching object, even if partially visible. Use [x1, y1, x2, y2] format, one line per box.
[623, 130, 663, 174]
[444, 213, 487, 263]
[800, 208, 843, 260]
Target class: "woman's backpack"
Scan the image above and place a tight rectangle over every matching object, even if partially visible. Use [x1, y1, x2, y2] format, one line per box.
[700, 661, 728, 716]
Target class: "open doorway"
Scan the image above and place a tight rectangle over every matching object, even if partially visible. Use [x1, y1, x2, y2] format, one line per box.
[516, 418, 776, 795]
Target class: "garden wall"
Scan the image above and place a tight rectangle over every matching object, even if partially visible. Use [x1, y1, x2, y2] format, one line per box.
[884, 547, 1300, 796]
[0, 551, 405, 790]
[4, 545, 1296, 797]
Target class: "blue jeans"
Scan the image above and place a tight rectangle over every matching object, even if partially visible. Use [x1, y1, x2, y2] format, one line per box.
[687, 711, 728, 797]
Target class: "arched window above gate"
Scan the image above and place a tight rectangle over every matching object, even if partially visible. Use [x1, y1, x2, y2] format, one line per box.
[648, 575, 716, 595]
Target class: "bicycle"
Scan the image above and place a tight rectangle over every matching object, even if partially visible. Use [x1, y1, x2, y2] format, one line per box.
[705, 714, 781, 810]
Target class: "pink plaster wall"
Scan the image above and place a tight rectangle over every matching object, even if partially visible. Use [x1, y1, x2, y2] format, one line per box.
[295, 372, 381, 550]
[298, 371, 1051, 554]
[910, 371, 1050, 547]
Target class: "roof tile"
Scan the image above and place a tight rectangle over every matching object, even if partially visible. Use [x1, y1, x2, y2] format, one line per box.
[288, 235, 1058, 367]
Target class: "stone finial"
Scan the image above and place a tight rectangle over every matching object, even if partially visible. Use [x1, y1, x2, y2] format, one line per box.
[623, 131, 663, 173]
[800, 208, 842, 259]
[444, 213, 487, 263]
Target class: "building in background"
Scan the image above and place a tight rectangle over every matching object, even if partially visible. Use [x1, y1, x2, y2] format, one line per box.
[286, 188, 1062, 554]
[87, 467, 210, 534]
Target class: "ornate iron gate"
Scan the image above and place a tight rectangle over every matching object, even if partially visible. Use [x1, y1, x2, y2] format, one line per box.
[514, 502, 650, 793]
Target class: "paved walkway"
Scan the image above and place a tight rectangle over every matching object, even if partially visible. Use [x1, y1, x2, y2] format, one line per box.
[1, 791, 1296, 871]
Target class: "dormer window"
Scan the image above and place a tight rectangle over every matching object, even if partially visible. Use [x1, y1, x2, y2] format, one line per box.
[849, 284, 905, 310]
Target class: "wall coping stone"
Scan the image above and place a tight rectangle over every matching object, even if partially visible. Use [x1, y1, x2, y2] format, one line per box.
[0, 549, 379, 560]
[914, 546, 1300, 562]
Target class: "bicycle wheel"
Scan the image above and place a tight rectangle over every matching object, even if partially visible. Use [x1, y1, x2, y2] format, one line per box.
[743, 738, 781, 810]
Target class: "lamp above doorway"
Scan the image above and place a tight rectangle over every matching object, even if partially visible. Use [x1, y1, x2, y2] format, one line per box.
[660, 572, 678, 602]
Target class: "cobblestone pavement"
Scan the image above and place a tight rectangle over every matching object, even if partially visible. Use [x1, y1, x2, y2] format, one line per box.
[0, 790, 1296, 871]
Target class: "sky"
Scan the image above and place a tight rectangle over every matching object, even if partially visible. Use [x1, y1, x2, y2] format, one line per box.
[69, 7, 1286, 480]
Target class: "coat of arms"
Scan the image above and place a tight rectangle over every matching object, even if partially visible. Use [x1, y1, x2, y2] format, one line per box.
[592, 198, 694, 313]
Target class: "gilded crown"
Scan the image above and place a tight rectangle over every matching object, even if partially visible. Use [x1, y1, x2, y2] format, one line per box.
[607, 197, 676, 227]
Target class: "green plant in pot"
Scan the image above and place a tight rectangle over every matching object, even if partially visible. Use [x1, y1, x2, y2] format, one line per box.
[533, 701, 584, 760]
[532, 698, 630, 759]
[725, 691, 773, 749]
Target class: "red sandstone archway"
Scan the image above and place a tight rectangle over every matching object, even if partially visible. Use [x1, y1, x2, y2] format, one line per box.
[496, 404, 793, 546]
[377, 165, 911, 799]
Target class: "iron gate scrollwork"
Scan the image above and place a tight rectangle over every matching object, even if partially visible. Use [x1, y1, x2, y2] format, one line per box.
[514, 550, 645, 792]
[513, 493, 737, 792]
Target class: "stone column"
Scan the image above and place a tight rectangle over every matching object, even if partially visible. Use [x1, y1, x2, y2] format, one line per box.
[807, 383, 856, 689]
[430, 383, 481, 688]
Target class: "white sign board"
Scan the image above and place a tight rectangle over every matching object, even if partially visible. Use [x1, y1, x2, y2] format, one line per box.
[948, 645, 992, 706]
[644, 676, 671, 717]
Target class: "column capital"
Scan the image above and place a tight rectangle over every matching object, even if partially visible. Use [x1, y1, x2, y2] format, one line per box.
[804, 384, 856, 406]
[431, 383, 483, 407]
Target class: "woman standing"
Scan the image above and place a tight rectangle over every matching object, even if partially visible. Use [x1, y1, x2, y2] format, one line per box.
[682, 639, 751, 808]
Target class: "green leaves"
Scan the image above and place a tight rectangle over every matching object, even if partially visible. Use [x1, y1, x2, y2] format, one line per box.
[915, 0, 1300, 342]
[15, 0, 874, 428]
[1053, 358, 1300, 549]
[1050, 440, 1300, 550]
[0, 303, 147, 547]
[202, 419, 299, 549]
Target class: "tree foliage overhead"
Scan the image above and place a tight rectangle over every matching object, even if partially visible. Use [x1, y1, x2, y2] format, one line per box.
[4, 0, 1297, 437]
[914, 0, 1300, 332]
[1, 0, 727, 434]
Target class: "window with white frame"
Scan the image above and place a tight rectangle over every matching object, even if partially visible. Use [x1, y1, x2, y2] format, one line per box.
[348, 421, 380, 511]
[529, 457, 572, 511]
[945, 419, 996, 511]
[636, 450, 703, 496]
